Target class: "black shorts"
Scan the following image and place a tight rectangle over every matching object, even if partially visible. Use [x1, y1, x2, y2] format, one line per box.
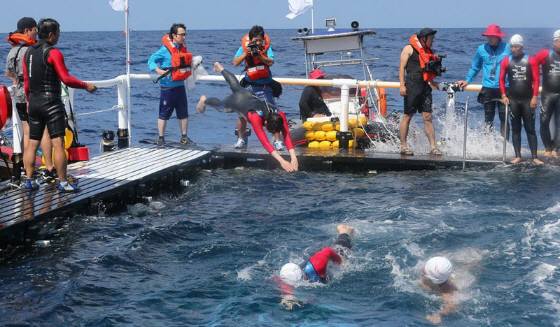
[28, 98, 66, 141]
[404, 80, 432, 115]
[15, 102, 28, 122]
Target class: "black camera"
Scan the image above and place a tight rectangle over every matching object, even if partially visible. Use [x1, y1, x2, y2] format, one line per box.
[425, 54, 447, 76]
[247, 42, 260, 57]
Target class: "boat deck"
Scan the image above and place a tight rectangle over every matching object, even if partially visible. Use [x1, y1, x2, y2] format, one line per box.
[0, 145, 210, 235]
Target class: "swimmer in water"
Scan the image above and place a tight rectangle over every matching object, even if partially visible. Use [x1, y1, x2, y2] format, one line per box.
[275, 224, 354, 310]
[196, 62, 298, 172]
[420, 256, 458, 325]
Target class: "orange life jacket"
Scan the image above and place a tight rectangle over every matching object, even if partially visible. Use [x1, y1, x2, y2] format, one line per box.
[161, 35, 192, 81]
[7, 32, 36, 46]
[241, 33, 272, 80]
[409, 34, 438, 82]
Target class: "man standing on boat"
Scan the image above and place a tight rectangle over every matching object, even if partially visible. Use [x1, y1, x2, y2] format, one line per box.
[499, 35, 543, 165]
[22, 18, 97, 192]
[232, 25, 284, 150]
[5, 17, 56, 183]
[533, 30, 560, 158]
[399, 28, 442, 156]
[458, 24, 510, 136]
[148, 23, 193, 146]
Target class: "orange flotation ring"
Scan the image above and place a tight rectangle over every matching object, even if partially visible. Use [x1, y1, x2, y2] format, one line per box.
[0, 85, 13, 130]
[376, 87, 387, 117]
[6, 32, 36, 46]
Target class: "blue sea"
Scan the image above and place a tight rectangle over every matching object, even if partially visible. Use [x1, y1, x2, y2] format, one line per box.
[1, 28, 560, 326]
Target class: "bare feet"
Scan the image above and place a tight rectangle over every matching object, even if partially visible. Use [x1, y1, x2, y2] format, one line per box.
[532, 158, 545, 165]
[544, 151, 552, 158]
[337, 224, 354, 236]
[510, 157, 522, 164]
[196, 95, 207, 113]
[213, 62, 224, 73]
[552, 150, 559, 158]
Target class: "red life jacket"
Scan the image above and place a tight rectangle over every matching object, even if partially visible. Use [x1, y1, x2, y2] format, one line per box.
[6, 32, 36, 46]
[409, 34, 438, 82]
[161, 35, 192, 81]
[241, 33, 272, 80]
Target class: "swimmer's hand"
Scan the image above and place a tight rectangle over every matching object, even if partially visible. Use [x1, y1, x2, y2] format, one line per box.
[213, 62, 224, 73]
[426, 313, 442, 325]
[280, 295, 302, 311]
[86, 83, 97, 93]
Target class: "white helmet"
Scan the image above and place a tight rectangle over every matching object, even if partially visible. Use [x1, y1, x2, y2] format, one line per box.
[279, 263, 303, 284]
[554, 29, 560, 41]
[424, 256, 453, 285]
[510, 34, 524, 47]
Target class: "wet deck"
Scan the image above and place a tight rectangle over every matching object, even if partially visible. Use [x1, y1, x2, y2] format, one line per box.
[0, 146, 210, 233]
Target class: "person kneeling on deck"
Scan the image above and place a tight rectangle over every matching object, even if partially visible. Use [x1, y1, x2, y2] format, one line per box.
[196, 62, 298, 172]
[421, 256, 457, 325]
[275, 224, 354, 310]
[533, 30, 560, 158]
[399, 28, 442, 156]
[232, 25, 283, 150]
[148, 23, 193, 146]
[298, 68, 332, 120]
[499, 35, 543, 165]
[22, 18, 97, 192]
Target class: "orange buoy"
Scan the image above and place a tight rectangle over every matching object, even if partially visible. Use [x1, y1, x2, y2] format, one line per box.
[376, 87, 387, 118]
[0, 85, 12, 130]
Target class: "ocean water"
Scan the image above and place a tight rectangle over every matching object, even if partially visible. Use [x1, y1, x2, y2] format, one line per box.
[1, 28, 560, 326]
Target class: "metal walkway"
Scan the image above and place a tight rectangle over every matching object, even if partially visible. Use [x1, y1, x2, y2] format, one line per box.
[0, 146, 210, 232]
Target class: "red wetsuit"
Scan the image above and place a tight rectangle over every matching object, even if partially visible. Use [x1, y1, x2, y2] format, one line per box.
[23, 47, 88, 98]
[246, 110, 295, 153]
[499, 55, 540, 98]
[308, 246, 342, 278]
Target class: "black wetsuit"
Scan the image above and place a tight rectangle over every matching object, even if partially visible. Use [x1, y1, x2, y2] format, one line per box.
[298, 85, 331, 120]
[535, 49, 560, 151]
[504, 55, 538, 158]
[204, 69, 272, 117]
[404, 48, 432, 115]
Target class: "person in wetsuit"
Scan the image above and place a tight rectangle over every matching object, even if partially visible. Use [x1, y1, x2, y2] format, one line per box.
[499, 34, 543, 165]
[298, 68, 332, 120]
[22, 18, 97, 192]
[533, 30, 560, 158]
[458, 24, 511, 136]
[275, 224, 354, 310]
[196, 62, 298, 172]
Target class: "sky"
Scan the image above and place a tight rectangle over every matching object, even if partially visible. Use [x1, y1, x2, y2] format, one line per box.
[0, 0, 558, 33]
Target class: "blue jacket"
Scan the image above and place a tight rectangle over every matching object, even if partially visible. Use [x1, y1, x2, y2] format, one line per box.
[465, 42, 511, 89]
[148, 45, 185, 88]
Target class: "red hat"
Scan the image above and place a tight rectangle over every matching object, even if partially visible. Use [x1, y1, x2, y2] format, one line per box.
[309, 69, 326, 79]
[482, 24, 505, 38]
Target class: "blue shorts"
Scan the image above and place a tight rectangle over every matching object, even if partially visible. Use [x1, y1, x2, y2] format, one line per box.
[250, 84, 276, 106]
[303, 261, 321, 283]
[159, 86, 188, 120]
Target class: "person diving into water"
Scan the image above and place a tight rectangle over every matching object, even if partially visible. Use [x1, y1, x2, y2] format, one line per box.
[274, 224, 354, 310]
[196, 62, 298, 172]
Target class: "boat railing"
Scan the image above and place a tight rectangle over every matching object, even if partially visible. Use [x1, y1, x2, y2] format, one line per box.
[7, 74, 493, 168]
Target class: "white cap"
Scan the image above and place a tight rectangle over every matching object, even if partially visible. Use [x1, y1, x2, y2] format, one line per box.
[510, 34, 524, 46]
[424, 256, 453, 285]
[554, 29, 560, 41]
[279, 263, 303, 285]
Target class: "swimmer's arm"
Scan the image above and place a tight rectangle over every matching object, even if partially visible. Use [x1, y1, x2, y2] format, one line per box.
[438, 292, 457, 317]
[328, 247, 343, 264]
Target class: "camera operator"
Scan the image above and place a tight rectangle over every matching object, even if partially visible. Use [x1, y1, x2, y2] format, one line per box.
[398, 28, 442, 156]
[232, 25, 284, 150]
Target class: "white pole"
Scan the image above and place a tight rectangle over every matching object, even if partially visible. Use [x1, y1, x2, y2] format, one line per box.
[125, 0, 132, 145]
[311, 6, 315, 34]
